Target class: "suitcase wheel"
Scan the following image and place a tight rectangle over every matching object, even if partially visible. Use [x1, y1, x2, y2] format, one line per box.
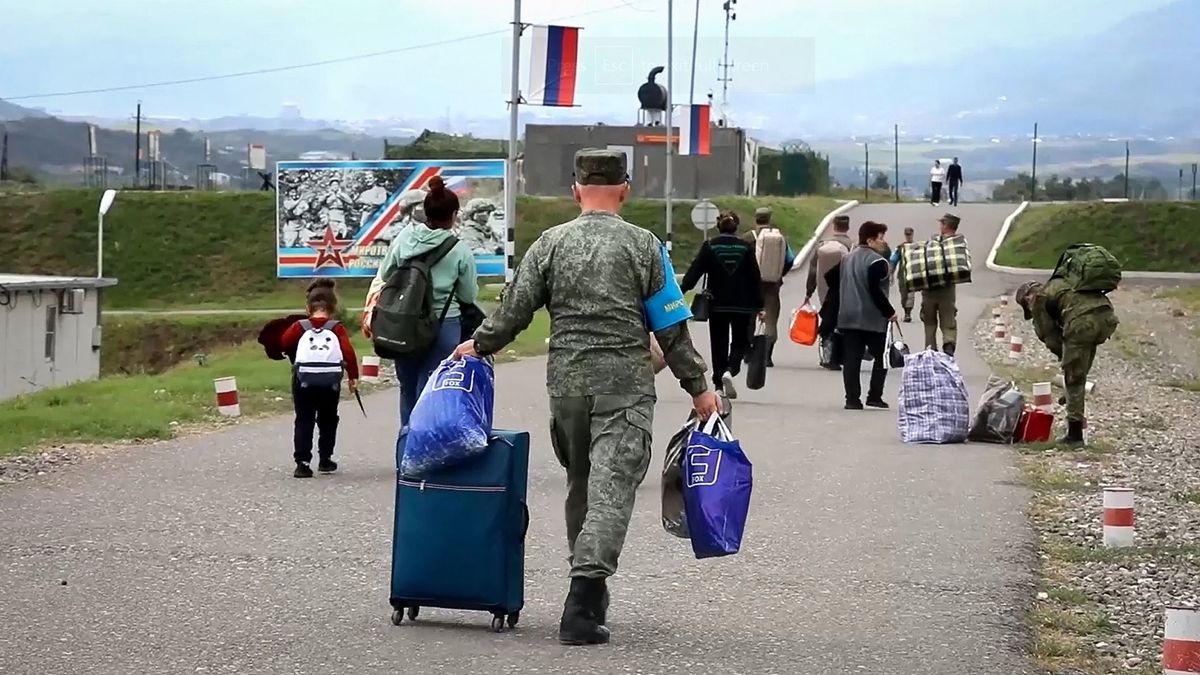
[390, 609, 403, 626]
[407, 606, 420, 621]
[506, 612, 519, 629]
[490, 614, 505, 633]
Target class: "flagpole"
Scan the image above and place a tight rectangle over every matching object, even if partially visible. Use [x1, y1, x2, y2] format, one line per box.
[505, 0, 522, 284]
[665, 0, 674, 256]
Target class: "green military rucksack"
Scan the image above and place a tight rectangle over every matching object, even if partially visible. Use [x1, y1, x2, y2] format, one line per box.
[1050, 243, 1122, 293]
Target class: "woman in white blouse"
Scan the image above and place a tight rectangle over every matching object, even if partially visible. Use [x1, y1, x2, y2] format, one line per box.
[929, 160, 948, 206]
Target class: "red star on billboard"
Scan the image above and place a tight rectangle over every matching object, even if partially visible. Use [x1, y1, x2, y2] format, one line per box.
[307, 226, 355, 270]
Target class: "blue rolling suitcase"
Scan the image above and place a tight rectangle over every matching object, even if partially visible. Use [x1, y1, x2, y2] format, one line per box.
[389, 429, 530, 632]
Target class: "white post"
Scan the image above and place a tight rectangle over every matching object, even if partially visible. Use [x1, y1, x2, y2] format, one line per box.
[665, 0, 674, 256]
[504, 0, 522, 284]
[97, 211, 104, 279]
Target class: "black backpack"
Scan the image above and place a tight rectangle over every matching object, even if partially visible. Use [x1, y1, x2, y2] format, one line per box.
[371, 237, 458, 359]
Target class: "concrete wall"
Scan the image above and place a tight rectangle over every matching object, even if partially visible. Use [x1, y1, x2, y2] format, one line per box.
[523, 124, 755, 199]
[0, 288, 101, 400]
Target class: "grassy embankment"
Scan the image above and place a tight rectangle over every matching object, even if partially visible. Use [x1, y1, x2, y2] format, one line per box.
[995, 202, 1200, 271]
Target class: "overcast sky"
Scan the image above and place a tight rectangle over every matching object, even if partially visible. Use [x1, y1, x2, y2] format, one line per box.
[0, 0, 1177, 121]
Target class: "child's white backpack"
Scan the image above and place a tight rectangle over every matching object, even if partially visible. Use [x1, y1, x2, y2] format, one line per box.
[294, 319, 345, 390]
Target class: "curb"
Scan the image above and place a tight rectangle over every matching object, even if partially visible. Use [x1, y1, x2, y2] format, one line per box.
[986, 201, 1200, 281]
[794, 200, 860, 271]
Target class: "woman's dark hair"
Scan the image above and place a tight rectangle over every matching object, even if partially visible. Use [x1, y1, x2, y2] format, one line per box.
[306, 278, 339, 314]
[717, 211, 740, 234]
[858, 220, 888, 245]
[423, 176, 460, 228]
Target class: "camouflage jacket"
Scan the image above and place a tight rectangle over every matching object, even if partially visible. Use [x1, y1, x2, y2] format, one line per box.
[473, 210, 710, 398]
[1030, 277, 1119, 358]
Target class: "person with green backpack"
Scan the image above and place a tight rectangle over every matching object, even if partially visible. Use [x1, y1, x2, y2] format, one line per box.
[1015, 244, 1121, 445]
[361, 176, 480, 427]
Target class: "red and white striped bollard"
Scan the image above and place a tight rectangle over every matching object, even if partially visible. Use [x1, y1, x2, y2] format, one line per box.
[361, 356, 381, 383]
[1000, 294, 1009, 308]
[1007, 335, 1024, 361]
[993, 318, 1007, 344]
[1102, 486, 1134, 548]
[213, 377, 240, 417]
[1032, 382, 1053, 410]
[1164, 606, 1200, 675]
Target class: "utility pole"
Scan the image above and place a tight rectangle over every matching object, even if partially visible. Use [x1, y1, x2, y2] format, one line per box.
[894, 124, 900, 202]
[505, 0, 523, 283]
[1192, 163, 1197, 201]
[689, 0, 701, 198]
[1124, 141, 1130, 200]
[0, 128, 8, 181]
[864, 142, 869, 202]
[134, 101, 142, 188]
[1030, 122, 1039, 202]
[717, 0, 736, 126]
[665, 0, 674, 255]
[1179, 167, 1184, 201]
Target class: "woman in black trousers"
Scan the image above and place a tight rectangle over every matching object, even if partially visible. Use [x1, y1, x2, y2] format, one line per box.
[681, 212, 764, 399]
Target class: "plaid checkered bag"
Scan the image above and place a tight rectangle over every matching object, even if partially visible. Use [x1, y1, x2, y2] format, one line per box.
[897, 349, 970, 444]
[902, 235, 972, 292]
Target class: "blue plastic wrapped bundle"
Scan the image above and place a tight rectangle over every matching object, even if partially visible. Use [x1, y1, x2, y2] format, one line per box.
[401, 356, 495, 476]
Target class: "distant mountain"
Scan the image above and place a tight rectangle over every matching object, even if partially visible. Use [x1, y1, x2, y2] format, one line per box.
[735, 0, 1200, 138]
[0, 98, 49, 121]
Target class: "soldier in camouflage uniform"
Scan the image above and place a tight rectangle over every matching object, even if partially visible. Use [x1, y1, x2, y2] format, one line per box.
[1015, 278, 1119, 445]
[454, 149, 719, 646]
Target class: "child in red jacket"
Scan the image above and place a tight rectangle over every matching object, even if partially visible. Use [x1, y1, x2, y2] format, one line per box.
[281, 280, 359, 478]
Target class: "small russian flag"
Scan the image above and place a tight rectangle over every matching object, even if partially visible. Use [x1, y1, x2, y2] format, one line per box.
[678, 104, 711, 156]
[527, 25, 580, 107]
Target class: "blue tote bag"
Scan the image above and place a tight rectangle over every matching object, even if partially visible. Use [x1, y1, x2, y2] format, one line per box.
[682, 414, 753, 559]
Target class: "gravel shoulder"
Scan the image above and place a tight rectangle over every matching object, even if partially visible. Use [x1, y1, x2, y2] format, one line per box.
[972, 285, 1200, 674]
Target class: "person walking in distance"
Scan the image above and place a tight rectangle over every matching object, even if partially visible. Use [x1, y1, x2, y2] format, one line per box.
[889, 227, 917, 323]
[946, 157, 964, 207]
[804, 214, 853, 369]
[681, 211, 763, 399]
[453, 149, 718, 646]
[837, 221, 897, 410]
[746, 207, 792, 366]
[920, 214, 967, 355]
[929, 160, 947, 206]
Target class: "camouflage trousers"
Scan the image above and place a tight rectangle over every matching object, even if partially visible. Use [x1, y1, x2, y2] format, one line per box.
[897, 279, 914, 312]
[550, 394, 655, 579]
[761, 283, 782, 339]
[921, 285, 958, 350]
[1061, 340, 1098, 422]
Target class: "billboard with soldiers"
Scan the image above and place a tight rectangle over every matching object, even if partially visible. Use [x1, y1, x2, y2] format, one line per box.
[276, 158, 506, 278]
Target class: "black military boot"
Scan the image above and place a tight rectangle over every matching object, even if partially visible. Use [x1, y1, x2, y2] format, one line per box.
[942, 341, 956, 357]
[1059, 420, 1085, 446]
[766, 338, 776, 368]
[558, 578, 611, 646]
[903, 309, 912, 323]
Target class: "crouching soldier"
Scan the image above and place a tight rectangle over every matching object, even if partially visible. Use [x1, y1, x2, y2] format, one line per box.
[1015, 254, 1120, 444]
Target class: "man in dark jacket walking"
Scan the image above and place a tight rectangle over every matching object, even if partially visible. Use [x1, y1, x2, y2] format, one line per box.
[837, 221, 898, 410]
[947, 158, 964, 207]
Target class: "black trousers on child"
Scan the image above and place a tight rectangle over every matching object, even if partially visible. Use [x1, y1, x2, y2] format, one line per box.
[839, 329, 888, 404]
[709, 311, 753, 388]
[292, 380, 340, 464]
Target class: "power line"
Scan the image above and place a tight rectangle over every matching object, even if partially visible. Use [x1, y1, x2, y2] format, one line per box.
[3, 2, 644, 102]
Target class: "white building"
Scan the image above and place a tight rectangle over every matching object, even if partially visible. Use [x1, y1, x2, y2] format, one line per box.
[0, 274, 117, 401]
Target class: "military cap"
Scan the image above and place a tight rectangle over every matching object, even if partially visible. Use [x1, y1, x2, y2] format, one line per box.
[573, 148, 628, 186]
[1015, 281, 1042, 320]
[755, 206, 772, 218]
[940, 213, 961, 227]
[833, 214, 850, 225]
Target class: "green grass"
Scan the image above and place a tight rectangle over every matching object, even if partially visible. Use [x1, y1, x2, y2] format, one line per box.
[1173, 490, 1200, 505]
[1024, 462, 1090, 490]
[1, 190, 834, 310]
[1159, 286, 1200, 312]
[995, 202, 1200, 271]
[1163, 378, 1200, 392]
[0, 311, 550, 457]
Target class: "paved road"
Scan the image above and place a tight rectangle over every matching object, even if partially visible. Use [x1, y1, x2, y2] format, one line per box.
[0, 204, 1035, 675]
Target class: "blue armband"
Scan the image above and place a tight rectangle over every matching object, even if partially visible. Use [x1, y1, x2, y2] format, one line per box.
[643, 243, 692, 331]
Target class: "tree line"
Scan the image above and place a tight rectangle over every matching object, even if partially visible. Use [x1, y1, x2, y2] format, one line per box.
[991, 172, 1169, 201]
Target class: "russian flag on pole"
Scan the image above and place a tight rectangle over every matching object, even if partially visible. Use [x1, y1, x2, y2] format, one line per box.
[678, 104, 712, 156]
[527, 25, 580, 107]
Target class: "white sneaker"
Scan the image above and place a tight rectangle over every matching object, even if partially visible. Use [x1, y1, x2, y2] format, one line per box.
[722, 375, 738, 400]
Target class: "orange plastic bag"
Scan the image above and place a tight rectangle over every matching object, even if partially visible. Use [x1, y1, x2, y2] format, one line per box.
[789, 303, 818, 346]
